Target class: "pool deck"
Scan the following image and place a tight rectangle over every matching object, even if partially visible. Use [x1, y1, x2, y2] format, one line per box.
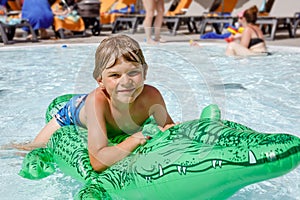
[1, 27, 300, 48]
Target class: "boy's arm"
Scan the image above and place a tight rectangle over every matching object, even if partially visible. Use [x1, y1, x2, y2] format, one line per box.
[148, 86, 174, 128]
[85, 91, 146, 172]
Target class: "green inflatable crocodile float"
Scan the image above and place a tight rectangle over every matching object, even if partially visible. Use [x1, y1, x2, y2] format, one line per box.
[19, 94, 300, 199]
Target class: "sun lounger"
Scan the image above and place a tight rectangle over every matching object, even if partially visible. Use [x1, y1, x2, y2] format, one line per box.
[293, 12, 300, 37]
[0, 19, 38, 44]
[111, 0, 199, 35]
[163, 0, 207, 35]
[100, 0, 120, 25]
[0, 2, 37, 44]
[7, 0, 22, 11]
[165, 0, 192, 16]
[101, 0, 138, 33]
[255, 0, 299, 40]
[198, 0, 238, 35]
[51, 0, 86, 39]
[112, 0, 179, 34]
[232, 0, 264, 16]
[163, 0, 193, 35]
[112, 0, 205, 35]
[112, 13, 144, 34]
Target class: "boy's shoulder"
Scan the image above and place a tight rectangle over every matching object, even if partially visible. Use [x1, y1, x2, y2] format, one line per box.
[142, 84, 163, 101]
[87, 88, 109, 103]
[143, 84, 160, 94]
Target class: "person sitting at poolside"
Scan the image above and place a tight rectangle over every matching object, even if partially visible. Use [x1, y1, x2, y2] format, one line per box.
[21, 0, 53, 39]
[51, 0, 85, 39]
[14, 35, 175, 172]
[225, 6, 267, 56]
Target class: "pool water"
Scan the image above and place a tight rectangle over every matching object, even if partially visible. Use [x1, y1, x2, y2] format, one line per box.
[0, 43, 299, 199]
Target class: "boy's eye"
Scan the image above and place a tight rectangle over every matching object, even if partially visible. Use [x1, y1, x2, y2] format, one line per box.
[109, 73, 120, 78]
[128, 70, 141, 76]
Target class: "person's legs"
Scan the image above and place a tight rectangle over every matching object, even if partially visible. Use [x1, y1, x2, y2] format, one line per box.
[39, 28, 50, 39]
[11, 118, 61, 151]
[225, 42, 236, 56]
[226, 42, 254, 56]
[250, 43, 267, 53]
[153, 0, 164, 42]
[142, 0, 156, 43]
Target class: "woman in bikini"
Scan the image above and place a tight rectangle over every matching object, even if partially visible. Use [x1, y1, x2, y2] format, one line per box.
[225, 6, 267, 56]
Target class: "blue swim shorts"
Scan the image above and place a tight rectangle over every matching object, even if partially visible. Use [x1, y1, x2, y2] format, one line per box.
[55, 94, 88, 127]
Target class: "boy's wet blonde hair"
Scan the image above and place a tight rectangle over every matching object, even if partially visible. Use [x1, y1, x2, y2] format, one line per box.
[93, 35, 148, 81]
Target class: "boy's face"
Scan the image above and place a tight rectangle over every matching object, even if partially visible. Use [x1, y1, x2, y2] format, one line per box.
[99, 57, 145, 104]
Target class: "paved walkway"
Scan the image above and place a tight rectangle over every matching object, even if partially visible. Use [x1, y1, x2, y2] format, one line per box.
[1, 26, 300, 48]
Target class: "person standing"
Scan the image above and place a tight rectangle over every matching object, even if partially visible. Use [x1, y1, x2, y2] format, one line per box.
[142, 0, 165, 44]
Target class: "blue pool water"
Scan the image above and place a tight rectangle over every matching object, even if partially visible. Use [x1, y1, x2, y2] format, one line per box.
[0, 42, 300, 199]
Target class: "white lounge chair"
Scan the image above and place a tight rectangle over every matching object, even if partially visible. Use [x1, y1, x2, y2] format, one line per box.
[293, 12, 300, 37]
[0, 2, 38, 44]
[163, 0, 204, 35]
[232, 0, 265, 16]
[198, 0, 239, 35]
[255, 0, 300, 40]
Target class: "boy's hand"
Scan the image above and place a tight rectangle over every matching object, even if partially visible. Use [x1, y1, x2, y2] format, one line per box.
[158, 123, 175, 131]
[132, 131, 147, 145]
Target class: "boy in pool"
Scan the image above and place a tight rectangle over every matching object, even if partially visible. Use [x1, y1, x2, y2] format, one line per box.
[17, 35, 174, 172]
